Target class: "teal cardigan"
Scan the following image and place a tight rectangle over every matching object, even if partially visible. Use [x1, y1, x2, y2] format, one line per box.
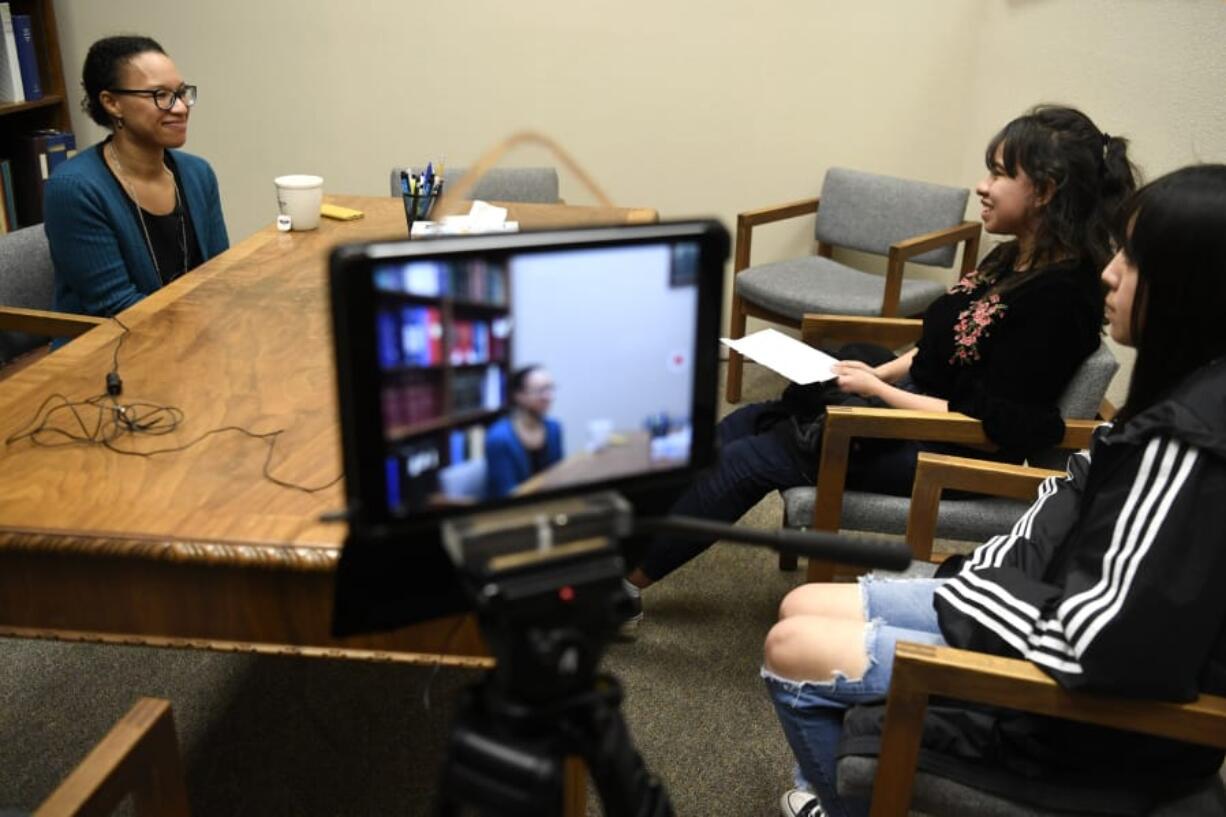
[484, 416, 564, 499]
[43, 142, 229, 317]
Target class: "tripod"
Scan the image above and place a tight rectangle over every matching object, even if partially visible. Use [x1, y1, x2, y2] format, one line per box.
[434, 492, 909, 816]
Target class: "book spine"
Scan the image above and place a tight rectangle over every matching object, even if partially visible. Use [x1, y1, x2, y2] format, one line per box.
[0, 3, 24, 103]
[43, 130, 76, 176]
[11, 14, 39, 100]
[0, 159, 15, 232]
[377, 309, 400, 369]
[13, 131, 51, 226]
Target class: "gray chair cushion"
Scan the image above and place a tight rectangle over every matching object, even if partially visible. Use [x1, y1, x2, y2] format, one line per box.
[815, 168, 970, 268]
[783, 486, 1029, 545]
[0, 225, 56, 364]
[388, 166, 560, 204]
[837, 755, 1226, 816]
[736, 255, 947, 320]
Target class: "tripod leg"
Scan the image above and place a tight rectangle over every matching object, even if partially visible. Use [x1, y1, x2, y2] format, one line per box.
[573, 679, 674, 817]
[436, 695, 567, 816]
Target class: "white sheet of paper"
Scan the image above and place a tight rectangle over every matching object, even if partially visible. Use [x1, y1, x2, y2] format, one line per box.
[720, 328, 839, 385]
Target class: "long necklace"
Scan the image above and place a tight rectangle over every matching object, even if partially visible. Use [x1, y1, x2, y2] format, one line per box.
[109, 141, 188, 283]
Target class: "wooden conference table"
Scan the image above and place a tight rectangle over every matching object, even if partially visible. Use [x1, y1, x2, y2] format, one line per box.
[515, 430, 684, 496]
[0, 195, 658, 666]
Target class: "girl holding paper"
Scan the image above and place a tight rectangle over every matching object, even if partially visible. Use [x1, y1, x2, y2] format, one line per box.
[624, 105, 1137, 596]
[768, 163, 1226, 817]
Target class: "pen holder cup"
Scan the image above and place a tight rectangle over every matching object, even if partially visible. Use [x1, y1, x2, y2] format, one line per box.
[402, 188, 441, 236]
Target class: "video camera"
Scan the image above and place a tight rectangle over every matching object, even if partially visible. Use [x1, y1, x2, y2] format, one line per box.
[327, 220, 908, 815]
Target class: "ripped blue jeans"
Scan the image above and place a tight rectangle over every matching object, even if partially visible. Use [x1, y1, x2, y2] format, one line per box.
[762, 577, 947, 817]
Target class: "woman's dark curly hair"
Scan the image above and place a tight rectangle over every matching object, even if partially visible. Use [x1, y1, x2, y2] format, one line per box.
[80, 35, 165, 128]
[982, 105, 1138, 292]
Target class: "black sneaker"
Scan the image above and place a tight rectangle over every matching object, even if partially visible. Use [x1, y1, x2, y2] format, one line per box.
[780, 789, 826, 817]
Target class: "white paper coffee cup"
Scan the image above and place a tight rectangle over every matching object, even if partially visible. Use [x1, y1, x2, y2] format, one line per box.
[274, 174, 324, 231]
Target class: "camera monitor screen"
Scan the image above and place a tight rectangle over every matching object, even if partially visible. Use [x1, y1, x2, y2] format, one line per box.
[330, 221, 729, 534]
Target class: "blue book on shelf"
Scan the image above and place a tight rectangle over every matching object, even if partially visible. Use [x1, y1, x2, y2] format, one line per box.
[376, 310, 400, 368]
[42, 130, 75, 175]
[449, 429, 466, 464]
[400, 306, 430, 366]
[11, 14, 39, 100]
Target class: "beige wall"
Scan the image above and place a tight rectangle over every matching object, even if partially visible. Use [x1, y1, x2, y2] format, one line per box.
[56, 0, 1226, 405]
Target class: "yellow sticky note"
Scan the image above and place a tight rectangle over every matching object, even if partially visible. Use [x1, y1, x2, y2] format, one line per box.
[321, 203, 365, 221]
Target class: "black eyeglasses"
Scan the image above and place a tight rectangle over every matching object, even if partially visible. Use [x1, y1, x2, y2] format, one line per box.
[108, 84, 197, 111]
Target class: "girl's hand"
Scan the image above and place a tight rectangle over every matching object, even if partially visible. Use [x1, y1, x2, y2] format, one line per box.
[833, 361, 884, 398]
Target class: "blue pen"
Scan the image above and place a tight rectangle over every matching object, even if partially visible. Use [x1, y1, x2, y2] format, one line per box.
[419, 163, 435, 219]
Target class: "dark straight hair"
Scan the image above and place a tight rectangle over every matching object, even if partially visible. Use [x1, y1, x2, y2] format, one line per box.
[983, 105, 1138, 291]
[509, 365, 543, 396]
[81, 35, 166, 128]
[1115, 164, 1226, 422]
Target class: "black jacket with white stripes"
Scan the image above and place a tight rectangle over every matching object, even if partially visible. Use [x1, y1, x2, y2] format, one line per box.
[935, 358, 1226, 704]
[841, 358, 1226, 814]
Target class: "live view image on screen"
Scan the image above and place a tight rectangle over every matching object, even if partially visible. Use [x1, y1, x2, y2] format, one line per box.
[372, 241, 701, 516]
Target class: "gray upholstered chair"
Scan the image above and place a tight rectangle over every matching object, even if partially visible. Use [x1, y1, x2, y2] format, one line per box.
[780, 314, 1117, 581]
[388, 166, 561, 204]
[838, 641, 1226, 817]
[0, 225, 102, 373]
[725, 167, 981, 402]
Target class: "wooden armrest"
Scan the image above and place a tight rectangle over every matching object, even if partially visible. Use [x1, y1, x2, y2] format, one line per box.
[906, 453, 1064, 560]
[889, 221, 982, 264]
[869, 642, 1226, 816]
[809, 410, 1106, 578]
[800, 314, 923, 349]
[880, 221, 981, 317]
[34, 697, 190, 817]
[0, 306, 105, 338]
[903, 419, 1101, 559]
[1057, 418, 1102, 450]
[736, 196, 821, 230]
[811, 408, 990, 566]
[734, 196, 821, 273]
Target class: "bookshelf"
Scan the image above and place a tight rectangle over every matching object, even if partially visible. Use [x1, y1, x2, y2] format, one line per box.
[376, 256, 512, 511]
[0, 0, 71, 228]
[0, 0, 69, 127]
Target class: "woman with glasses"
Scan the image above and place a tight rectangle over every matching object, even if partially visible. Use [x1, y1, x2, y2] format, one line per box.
[43, 35, 227, 319]
[485, 365, 564, 498]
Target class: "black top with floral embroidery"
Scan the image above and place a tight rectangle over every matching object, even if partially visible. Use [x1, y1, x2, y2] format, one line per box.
[909, 245, 1103, 459]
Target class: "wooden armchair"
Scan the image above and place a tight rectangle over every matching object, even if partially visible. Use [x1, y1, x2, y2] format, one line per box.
[780, 314, 1114, 582]
[852, 643, 1226, 816]
[725, 167, 981, 402]
[33, 698, 189, 817]
[826, 454, 1226, 815]
[904, 453, 1065, 563]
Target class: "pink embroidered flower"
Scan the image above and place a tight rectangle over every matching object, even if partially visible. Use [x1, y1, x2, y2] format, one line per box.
[948, 268, 987, 295]
[950, 293, 1007, 365]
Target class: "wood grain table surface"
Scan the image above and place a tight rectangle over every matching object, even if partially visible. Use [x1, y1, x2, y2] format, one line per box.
[0, 195, 657, 665]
